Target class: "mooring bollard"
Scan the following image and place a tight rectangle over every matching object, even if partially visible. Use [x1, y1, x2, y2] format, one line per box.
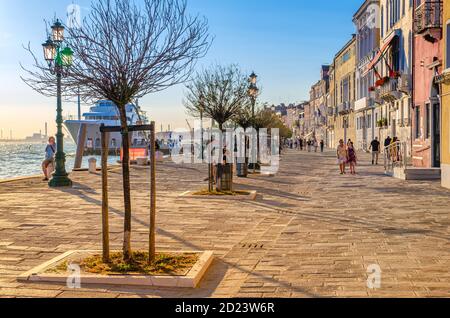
[88, 158, 97, 174]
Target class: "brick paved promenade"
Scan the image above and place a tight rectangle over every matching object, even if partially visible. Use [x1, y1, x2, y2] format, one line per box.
[1, 149, 450, 298]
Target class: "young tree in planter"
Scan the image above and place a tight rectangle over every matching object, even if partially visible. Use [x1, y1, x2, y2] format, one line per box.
[185, 64, 249, 191]
[22, 0, 210, 262]
[254, 108, 293, 153]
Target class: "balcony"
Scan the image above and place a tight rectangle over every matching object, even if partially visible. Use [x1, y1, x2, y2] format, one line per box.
[414, 1, 442, 39]
[337, 101, 354, 115]
[379, 77, 402, 102]
[435, 69, 450, 84]
[354, 97, 375, 112]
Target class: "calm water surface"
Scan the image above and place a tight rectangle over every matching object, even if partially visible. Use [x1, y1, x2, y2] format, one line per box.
[0, 142, 119, 180]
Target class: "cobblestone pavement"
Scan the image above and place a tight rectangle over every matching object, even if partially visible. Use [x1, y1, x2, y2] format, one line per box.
[1, 149, 450, 298]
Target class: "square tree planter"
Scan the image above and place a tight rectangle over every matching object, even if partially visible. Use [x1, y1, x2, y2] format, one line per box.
[17, 250, 214, 289]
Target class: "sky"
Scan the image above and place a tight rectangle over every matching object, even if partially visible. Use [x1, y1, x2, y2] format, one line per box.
[0, 0, 362, 139]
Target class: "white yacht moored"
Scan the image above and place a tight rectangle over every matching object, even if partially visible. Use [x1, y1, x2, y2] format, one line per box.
[64, 100, 149, 155]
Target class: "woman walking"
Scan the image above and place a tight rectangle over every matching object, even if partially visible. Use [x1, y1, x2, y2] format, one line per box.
[347, 142, 357, 175]
[337, 139, 347, 175]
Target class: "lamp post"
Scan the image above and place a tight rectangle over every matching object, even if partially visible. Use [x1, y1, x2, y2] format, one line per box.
[199, 93, 205, 161]
[248, 72, 259, 173]
[42, 19, 74, 187]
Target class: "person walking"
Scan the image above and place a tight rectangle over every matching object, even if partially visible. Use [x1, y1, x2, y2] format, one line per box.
[320, 140, 325, 153]
[347, 142, 357, 175]
[369, 137, 380, 165]
[384, 135, 391, 159]
[299, 138, 304, 151]
[313, 139, 319, 152]
[42, 137, 56, 181]
[337, 139, 347, 175]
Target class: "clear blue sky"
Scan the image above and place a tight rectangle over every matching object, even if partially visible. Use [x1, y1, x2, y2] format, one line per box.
[0, 0, 362, 138]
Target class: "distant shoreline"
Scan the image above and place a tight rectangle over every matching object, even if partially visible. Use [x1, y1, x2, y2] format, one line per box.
[0, 140, 74, 143]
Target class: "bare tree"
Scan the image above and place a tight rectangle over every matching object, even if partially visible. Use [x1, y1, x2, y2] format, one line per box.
[185, 65, 249, 131]
[184, 64, 249, 191]
[22, 0, 211, 262]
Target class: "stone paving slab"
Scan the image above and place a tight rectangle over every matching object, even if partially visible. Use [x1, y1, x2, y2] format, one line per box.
[1, 149, 450, 298]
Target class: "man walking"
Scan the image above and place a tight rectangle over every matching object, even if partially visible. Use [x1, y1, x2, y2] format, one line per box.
[369, 137, 381, 165]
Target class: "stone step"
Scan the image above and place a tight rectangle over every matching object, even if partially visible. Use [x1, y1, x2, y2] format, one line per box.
[405, 168, 441, 180]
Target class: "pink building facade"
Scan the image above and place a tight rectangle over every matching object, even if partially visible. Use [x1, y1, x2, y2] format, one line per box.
[412, 0, 443, 168]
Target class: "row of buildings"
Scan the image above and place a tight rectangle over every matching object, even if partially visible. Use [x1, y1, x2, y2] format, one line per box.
[296, 0, 450, 189]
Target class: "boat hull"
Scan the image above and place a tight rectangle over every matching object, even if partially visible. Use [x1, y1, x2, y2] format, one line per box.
[64, 120, 151, 156]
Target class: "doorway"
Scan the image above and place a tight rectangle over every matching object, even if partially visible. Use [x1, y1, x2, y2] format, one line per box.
[432, 103, 441, 167]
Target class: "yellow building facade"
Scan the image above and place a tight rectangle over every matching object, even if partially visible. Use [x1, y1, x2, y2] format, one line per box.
[333, 36, 357, 147]
[327, 63, 337, 149]
[440, 2, 450, 189]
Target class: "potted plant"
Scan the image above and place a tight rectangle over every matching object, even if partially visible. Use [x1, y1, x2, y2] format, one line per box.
[390, 70, 401, 79]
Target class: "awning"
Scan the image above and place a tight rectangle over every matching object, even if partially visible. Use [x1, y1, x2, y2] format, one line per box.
[363, 30, 400, 76]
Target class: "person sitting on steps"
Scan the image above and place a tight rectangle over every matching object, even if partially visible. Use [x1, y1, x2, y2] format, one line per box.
[42, 136, 56, 181]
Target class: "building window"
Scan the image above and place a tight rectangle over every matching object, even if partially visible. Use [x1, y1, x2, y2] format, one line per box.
[342, 51, 350, 63]
[426, 104, 431, 139]
[415, 107, 421, 139]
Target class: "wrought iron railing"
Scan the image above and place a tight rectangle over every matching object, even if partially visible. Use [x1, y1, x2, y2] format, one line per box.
[379, 77, 399, 98]
[414, 1, 442, 34]
[384, 141, 408, 174]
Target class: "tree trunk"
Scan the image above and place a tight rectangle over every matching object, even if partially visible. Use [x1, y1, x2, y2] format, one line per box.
[119, 106, 133, 262]
[101, 131, 110, 263]
[215, 123, 222, 192]
[149, 122, 156, 263]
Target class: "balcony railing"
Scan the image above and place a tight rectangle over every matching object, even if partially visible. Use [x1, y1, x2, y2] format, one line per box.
[414, 1, 442, 34]
[337, 101, 354, 115]
[379, 77, 402, 102]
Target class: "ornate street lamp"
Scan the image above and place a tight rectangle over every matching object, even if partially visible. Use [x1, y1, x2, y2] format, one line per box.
[248, 72, 259, 172]
[42, 19, 74, 187]
[199, 92, 205, 161]
[248, 72, 259, 118]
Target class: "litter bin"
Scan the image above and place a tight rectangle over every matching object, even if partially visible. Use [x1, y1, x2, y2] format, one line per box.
[216, 163, 233, 191]
[236, 162, 248, 178]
